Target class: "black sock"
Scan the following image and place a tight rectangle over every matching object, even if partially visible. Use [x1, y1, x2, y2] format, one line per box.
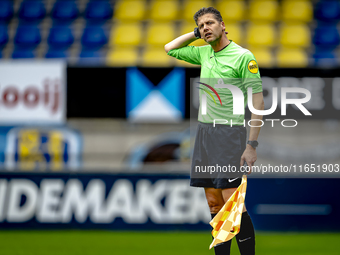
[236, 211, 255, 255]
[211, 213, 232, 255]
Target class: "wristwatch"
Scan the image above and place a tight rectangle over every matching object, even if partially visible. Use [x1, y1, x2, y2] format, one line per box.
[247, 140, 259, 149]
[194, 27, 201, 39]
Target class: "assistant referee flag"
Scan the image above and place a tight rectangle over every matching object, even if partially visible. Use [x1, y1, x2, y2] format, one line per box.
[209, 175, 248, 249]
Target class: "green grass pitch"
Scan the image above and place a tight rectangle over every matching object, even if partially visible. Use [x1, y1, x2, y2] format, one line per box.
[0, 231, 339, 255]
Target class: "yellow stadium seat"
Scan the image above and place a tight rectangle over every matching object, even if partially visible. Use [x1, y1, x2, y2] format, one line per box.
[249, 0, 278, 22]
[110, 23, 142, 46]
[280, 23, 311, 48]
[106, 47, 139, 66]
[225, 23, 243, 45]
[282, 0, 313, 23]
[216, 1, 245, 22]
[147, 22, 175, 46]
[249, 47, 274, 68]
[114, 0, 146, 21]
[180, 21, 197, 34]
[247, 23, 276, 47]
[180, 22, 208, 46]
[276, 48, 308, 67]
[142, 47, 173, 66]
[150, 0, 178, 21]
[183, 0, 213, 22]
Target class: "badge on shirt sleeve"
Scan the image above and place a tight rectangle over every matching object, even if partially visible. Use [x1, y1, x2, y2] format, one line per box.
[247, 60, 258, 74]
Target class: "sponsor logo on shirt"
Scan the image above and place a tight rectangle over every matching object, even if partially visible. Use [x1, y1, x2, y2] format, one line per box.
[247, 60, 258, 74]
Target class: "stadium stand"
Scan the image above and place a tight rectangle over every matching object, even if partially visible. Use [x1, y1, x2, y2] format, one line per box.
[313, 25, 340, 48]
[79, 50, 103, 58]
[0, 0, 338, 67]
[247, 23, 276, 47]
[280, 23, 311, 48]
[51, 1, 79, 24]
[216, 1, 245, 22]
[315, 0, 340, 23]
[12, 49, 35, 59]
[18, 0, 46, 23]
[85, 1, 113, 23]
[249, 0, 278, 22]
[111, 22, 142, 46]
[45, 50, 68, 59]
[48, 26, 74, 49]
[147, 22, 175, 46]
[276, 48, 308, 67]
[313, 25, 339, 67]
[149, 0, 178, 21]
[114, 0, 146, 21]
[107, 46, 139, 66]
[313, 50, 337, 67]
[142, 47, 173, 66]
[79, 50, 106, 64]
[0, 25, 8, 48]
[249, 47, 273, 68]
[281, 0, 313, 23]
[183, 0, 212, 22]
[225, 23, 243, 46]
[0, 0, 13, 23]
[81, 26, 108, 49]
[14, 26, 41, 48]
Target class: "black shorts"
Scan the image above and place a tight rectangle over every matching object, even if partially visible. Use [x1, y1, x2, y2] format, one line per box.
[190, 122, 247, 189]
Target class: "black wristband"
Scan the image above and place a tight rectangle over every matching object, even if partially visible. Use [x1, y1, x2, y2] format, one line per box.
[194, 27, 201, 39]
[247, 140, 259, 149]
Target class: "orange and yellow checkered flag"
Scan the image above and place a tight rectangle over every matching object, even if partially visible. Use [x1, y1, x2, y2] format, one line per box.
[209, 175, 248, 249]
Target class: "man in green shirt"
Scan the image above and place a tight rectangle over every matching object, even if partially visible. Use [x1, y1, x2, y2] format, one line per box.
[165, 7, 264, 255]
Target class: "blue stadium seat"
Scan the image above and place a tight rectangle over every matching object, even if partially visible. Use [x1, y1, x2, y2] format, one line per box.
[18, 1, 46, 22]
[81, 26, 108, 49]
[0, 1, 13, 23]
[85, 1, 113, 23]
[14, 26, 41, 48]
[48, 26, 74, 49]
[78, 50, 105, 64]
[45, 50, 67, 58]
[315, 1, 340, 22]
[0, 25, 9, 48]
[79, 50, 102, 58]
[12, 50, 35, 58]
[52, 1, 79, 23]
[313, 25, 340, 48]
[313, 51, 337, 67]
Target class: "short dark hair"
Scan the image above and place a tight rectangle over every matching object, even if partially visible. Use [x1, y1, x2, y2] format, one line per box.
[193, 7, 223, 25]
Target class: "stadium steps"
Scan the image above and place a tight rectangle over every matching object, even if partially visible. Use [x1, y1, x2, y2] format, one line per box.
[0, 0, 338, 67]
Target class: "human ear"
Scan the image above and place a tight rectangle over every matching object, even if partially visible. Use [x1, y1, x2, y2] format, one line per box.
[221, 21, 226, 32]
